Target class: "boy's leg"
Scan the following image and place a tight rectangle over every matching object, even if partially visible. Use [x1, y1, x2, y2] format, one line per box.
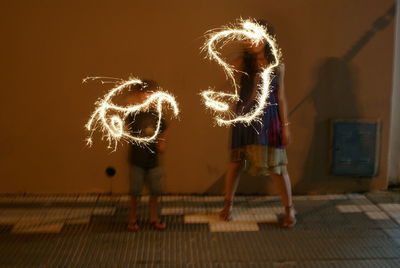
[149, 196, 160, 222]
[128, 197, 140, 231]
[128, 165, 145, 225]
[146, 166, 165, 229]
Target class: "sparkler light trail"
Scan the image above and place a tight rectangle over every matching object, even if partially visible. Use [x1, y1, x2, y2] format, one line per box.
[84, 77, 179, 150]
[201, 19, 281, 126]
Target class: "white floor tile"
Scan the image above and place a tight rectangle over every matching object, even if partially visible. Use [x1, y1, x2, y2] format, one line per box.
[386, 211, 400, 219]
[93, 207, 116, 215]
[184, 213, 220, 223]
[358, 205, 381, 212]
[365, 211, 390, 220]
[234, 213, 277, 223]
[210, 222, 259, 232]
[379, 203, 400, 212]
[161, 207, 184, 215]
[347, 193, 366, 199]
[119, 195, 131, 202]
[336, 205, 362, 213]
[246, 207, 282, 214]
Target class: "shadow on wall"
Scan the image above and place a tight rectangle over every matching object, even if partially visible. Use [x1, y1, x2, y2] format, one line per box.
[293, 4, 396, 194]
[293, 57, 362, 194]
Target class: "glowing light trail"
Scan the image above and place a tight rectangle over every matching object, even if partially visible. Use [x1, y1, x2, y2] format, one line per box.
[84, 77, 179, 150]
[201, 19, 281, 126]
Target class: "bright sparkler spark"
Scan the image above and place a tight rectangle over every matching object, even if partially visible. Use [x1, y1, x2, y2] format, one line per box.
[84, 77, 179, 150]
[201, 18, 281, 126]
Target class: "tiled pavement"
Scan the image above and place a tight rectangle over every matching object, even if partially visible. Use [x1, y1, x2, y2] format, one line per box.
[0, 192, 399, 267]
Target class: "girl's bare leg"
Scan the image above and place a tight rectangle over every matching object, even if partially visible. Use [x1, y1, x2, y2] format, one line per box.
[271, 172, 296, 227]
[220, 161, 242, 221]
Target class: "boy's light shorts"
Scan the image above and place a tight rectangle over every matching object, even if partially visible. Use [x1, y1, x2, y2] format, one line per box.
[129, 165, 163, 197]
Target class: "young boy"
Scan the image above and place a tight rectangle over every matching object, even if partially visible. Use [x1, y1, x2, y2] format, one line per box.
[125, 80, 167, 231]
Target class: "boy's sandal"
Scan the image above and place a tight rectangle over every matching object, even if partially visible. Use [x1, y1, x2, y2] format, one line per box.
[149, 220, 166, 230]
[127, 221, 140, 231]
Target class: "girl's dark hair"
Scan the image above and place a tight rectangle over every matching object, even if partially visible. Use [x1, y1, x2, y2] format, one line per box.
[239, 20, 277, 100]
[241, 19, 276, 86]
[242, 20, 276, 75]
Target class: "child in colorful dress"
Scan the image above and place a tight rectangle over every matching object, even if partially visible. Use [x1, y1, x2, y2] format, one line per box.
[220, 21, 296, 227]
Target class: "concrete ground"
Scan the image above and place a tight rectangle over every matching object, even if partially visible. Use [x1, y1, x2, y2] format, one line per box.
[0, 191, 399, 267]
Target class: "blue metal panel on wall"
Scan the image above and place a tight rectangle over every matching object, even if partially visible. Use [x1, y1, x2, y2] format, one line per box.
[331, 120, 380, 177]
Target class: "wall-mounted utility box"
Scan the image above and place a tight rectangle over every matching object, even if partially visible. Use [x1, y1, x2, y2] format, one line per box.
[330, 119, 380, 177]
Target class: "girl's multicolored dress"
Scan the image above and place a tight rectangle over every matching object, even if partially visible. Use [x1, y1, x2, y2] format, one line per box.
[231, 74, 288, 176]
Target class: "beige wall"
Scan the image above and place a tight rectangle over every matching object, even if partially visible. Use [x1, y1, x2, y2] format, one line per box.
[388, 0, 400, 185]
[0, 0, 395, 194]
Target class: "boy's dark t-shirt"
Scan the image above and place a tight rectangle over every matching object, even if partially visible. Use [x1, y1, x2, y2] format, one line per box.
[126, 111, 167, 169]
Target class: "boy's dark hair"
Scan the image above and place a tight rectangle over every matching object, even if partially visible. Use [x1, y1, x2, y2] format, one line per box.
[129, 79, 158, 93]
[141, 80, 158, 92]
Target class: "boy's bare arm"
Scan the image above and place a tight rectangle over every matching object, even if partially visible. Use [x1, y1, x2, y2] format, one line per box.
[157, 131, 167, 153]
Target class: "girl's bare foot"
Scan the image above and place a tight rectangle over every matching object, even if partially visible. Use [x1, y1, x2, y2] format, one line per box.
[282, 205, 296, 228]
[220, 199, 233, 221]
